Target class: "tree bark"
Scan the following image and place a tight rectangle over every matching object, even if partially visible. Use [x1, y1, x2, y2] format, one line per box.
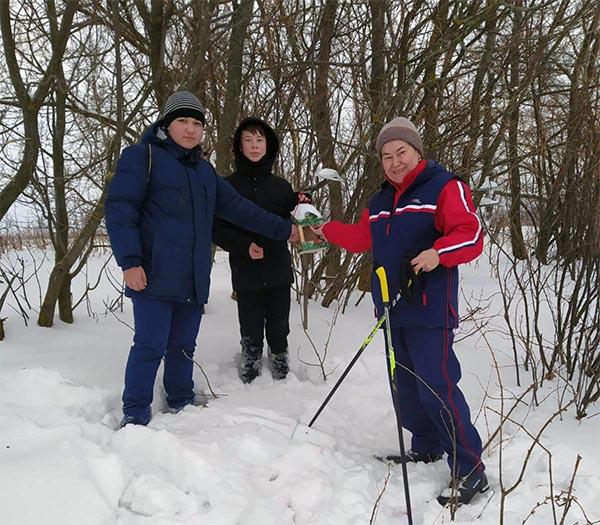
[507, 0, 527, 260]
[38, 0, 122, 326]
[38, 186, 109, 327]
[420, 0, 449, 158]
[312, 0, 341, 284]
[54, 65, 74, 323]
[215, 0, 254, 175]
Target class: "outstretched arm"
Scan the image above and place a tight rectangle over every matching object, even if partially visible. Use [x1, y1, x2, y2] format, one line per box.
[312, 208, 372, 253]
[214, 176, 293, 241]
[212, 215, 256, 257]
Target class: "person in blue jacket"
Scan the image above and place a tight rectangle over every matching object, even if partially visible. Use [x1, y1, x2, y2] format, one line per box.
[105, 91, 296, 427]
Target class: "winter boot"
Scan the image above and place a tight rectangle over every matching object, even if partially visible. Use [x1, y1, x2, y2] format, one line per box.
[380, 449, 443, 465]
[269, 349, 289, 380]
[167, 399, 193, 414]
[240, 341, 263, 383]
[437, 471, 489, 506]
[120, 414, 151, 428]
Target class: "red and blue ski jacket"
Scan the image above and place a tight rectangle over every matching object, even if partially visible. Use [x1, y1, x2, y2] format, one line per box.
[323, 160, 483, 328]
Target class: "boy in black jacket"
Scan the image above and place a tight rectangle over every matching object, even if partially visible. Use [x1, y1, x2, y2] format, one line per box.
[213, 117, 305, 383]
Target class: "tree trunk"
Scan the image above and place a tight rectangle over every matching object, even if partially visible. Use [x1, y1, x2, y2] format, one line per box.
[38, 0, 121, 327]
[188, 1, 218, 102]
[462, 1, 499, 188]
[53, 65, 74, 323]
[0, 0, 78, 221]
[38, 187, 109, 326]
[147, 0, 173, 106]
[215, 0, 254, 175]
[312, 0, 341, 284]
[420, 0, 449, 158]
[507, 0, 527, 259]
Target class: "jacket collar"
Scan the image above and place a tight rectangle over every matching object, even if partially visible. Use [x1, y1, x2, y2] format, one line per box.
[384, 158, 428, 194]
[234, 154, 273, 179]
[141, 121, 203, 165]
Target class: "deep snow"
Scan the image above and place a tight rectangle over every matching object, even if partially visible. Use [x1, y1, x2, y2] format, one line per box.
[1, 250, 599, 524]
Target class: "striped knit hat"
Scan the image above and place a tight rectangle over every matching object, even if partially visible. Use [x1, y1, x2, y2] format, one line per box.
[162, 91, 206, 127]
[375, 117, 423, 157]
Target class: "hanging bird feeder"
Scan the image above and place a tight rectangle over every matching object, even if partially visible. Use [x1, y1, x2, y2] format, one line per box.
[292, 203, 329, 255]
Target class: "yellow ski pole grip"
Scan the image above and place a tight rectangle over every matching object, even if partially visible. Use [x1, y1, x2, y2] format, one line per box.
[375, 266, 389, 305]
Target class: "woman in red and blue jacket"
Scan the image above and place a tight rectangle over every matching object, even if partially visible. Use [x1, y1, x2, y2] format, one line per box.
[312, 117, 487, 506]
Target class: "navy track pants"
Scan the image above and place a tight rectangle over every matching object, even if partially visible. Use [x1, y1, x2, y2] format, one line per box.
[385, 326, 484, 478]
[122, 297, 203, 420]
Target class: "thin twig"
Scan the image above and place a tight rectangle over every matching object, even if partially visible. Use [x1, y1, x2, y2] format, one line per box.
[369, 464, 392, 525]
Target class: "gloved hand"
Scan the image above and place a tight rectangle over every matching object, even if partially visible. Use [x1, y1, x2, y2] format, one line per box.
[398, 257, 422, 303]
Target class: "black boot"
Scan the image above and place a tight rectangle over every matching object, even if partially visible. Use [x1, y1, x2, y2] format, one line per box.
[240, 341, 263, 383]
[378, 450, 443, 464]
[120, 414, 150, 428]
[269, 349, 289, 380]
[437, 471, 489, 506]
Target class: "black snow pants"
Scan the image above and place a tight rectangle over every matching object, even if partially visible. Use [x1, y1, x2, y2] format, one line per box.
[236, 284, 290, 356]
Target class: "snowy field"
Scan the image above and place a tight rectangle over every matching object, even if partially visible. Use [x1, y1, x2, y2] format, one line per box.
[1, 250, 599, 524]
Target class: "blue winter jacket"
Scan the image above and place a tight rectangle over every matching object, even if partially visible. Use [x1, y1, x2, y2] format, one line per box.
[105, 123, 292, 304]
[369, 161, 461, 328]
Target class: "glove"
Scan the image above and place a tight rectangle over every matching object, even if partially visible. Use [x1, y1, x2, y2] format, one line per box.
[398, 257, 422, 303]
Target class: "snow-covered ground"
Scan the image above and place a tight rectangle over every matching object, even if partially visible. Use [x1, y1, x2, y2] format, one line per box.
[1, 250, 599, 524]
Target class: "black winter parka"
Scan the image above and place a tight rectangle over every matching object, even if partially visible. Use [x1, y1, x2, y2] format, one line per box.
[212, 118, 297, 292]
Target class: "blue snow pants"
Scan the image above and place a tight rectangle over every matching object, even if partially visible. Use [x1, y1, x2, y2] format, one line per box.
[122, 296, 203, 421]
[385, 326, 484, 478]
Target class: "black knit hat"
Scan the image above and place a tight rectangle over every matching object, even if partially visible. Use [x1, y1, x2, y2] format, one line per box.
[162, 91, 206, 127]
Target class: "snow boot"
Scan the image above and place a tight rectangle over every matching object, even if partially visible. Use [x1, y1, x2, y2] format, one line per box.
[437, 471, 489, 506]
[167, 399, 193, 414]
[269, 349, 289, 380]
[379, 449, 443, 465]
[120, 414, 150, 428]
[240, 342, 263, 383]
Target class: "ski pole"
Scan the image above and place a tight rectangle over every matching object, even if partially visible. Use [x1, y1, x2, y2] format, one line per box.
[375, 265, 414, 525]
[308, 315, 386, 428]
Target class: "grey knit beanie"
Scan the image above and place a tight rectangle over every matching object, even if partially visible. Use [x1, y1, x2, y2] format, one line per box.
[375, 117, 423, 157]
[162, 91, 206, 127]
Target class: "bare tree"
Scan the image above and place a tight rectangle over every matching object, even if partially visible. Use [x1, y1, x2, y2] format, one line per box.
[215, 0, 254, 174]
[0, 0, 79, 221]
